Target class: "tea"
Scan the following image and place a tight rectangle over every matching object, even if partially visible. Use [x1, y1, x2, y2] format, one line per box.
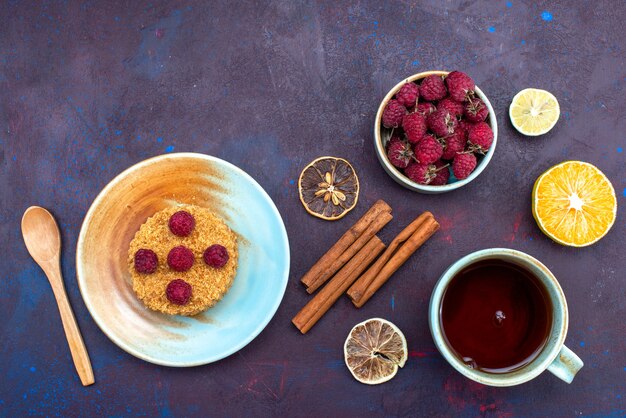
[440, 260, 551, 373]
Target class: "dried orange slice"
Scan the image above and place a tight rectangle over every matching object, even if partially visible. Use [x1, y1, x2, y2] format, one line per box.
[344, 318, 407, 385]
[298, 157, 359, 221]
[532, 161, 617, 247]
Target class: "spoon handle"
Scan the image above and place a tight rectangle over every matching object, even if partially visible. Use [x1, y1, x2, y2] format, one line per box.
[46, 264, 95, 386]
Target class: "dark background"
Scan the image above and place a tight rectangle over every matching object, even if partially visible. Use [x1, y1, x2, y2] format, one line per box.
[1, 1, 625, 416]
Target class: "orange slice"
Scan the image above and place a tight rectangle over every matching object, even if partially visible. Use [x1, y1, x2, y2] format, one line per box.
[532, 161, 617, 247]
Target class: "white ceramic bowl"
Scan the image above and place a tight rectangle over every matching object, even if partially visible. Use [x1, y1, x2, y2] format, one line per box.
[374, 71, 498, 194]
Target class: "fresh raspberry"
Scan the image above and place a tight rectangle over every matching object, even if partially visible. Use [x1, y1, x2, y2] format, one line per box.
[464, 98, 489, 123]
[445, 71, 475, 102]
[382, 99, 406, 128]
[452, 153, 477, 180]
[419, 75, 447, 101]
[386, 137, 414, 169]
[437, 97, 465, 117]
[427, 109, 457, 137]
[134, 249, 158, 274]
[458, 125, 469, 141]
[387, 134, 403, 146]
[203, 244, 229, 268]
[430, 160, 451, 186]
[167, 246, 194, 272]
[168, 210, 195, 237]
[442, 130, 467, 160]
[467, 122, 494, 154]
[402, 113, 427, 144]
[415, 102, 436, 116]
[457, 119, 474, 134]
[415, 134, 444, 164]
[404, 160, 449, 185]
[166, 279, 192, 305]
[395, 82, 419, 108]
[404, 162, 432, 185]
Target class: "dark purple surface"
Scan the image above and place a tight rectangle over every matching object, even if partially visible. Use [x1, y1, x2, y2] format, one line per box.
[1, 1, 625, 416]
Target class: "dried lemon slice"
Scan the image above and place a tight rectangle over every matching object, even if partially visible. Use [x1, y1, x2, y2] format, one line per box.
[344, 318, 407, 385]
[298, 157, 359, 221]
[509, 88, 560, 136]
[532, 161, 617, 247]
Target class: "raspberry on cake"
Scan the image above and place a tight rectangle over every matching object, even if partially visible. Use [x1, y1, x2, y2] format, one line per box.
[128, 204, 238, 316]
[168, 210, 195, 237]
[134, 249, 158, 274]
[166, 279, 193, 305]
[167, 245, 195, 272]
[203, 244, 229, 268]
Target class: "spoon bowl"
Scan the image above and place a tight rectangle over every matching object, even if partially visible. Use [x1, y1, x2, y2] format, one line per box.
[22, 207, 62, 265]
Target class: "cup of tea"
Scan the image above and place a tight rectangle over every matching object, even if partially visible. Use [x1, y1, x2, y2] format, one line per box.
[429, 248, 583, 386]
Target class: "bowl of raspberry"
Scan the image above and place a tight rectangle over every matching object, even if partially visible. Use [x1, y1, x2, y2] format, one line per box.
[374, 70, 498, 193]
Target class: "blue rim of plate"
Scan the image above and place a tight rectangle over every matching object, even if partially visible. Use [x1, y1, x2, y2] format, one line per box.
[76, 153, 290, 366]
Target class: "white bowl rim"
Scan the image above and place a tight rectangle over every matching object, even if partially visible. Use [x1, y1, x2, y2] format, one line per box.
[374, 70, 498, 193]
[75, 152, 291, 367]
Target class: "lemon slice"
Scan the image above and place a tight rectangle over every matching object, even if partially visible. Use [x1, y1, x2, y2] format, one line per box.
[344, 318, 407, 385]
[298, 157, 359, 221]
[509, 88, 560, 136]
[532, 161, 617, 247]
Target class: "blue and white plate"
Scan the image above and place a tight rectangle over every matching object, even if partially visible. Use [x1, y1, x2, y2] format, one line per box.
[77, 153, 290, 366]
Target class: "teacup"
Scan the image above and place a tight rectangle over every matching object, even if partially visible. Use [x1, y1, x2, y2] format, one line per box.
[429, 248, 583, 386]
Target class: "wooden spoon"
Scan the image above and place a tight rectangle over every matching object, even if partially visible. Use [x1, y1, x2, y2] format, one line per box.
[21, 206, 95, 386]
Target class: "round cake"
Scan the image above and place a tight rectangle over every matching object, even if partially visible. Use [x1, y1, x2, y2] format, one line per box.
[128, 204, 238, 316]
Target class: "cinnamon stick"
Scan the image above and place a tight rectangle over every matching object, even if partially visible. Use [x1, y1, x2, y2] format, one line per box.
[351, 214, 439, 308]
[347, 212, 433, 303]
[305, 210, 393, 293]
[292, 236, 386, 334]
[300, 200, 392, 289]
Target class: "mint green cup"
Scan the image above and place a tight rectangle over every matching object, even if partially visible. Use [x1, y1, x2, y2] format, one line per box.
[429, 248, 583, 386]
